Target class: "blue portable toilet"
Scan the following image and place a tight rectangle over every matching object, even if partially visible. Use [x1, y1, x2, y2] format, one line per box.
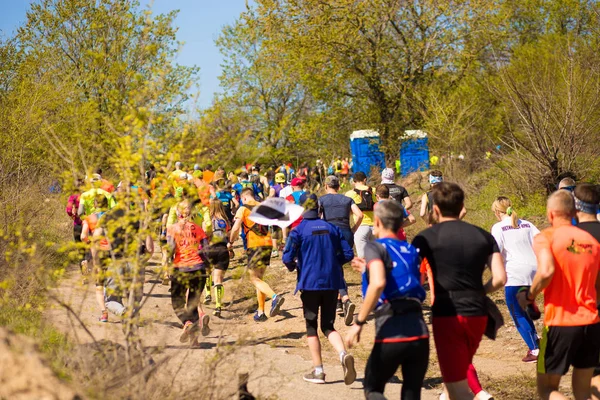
[350, 130, 385, 177]
[400, 130, 430, 177]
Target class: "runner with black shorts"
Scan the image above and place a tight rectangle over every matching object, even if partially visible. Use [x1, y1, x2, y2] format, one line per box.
[319, 175, 363, 325]
[230, 188, 285, 322]
[347, 200, 429, 400]
[283, 193, 356, 385]
[207, 199, 231, 317]
[518, 190, 600, 400]
[166, 200, 212, 346]
[412, 182, 506, 400]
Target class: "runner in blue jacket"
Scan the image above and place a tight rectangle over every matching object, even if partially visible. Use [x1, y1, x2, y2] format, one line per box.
[282, 193, 356, 386]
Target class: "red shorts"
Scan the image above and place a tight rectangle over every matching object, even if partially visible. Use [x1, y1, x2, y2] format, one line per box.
[432, 315, 487, 383]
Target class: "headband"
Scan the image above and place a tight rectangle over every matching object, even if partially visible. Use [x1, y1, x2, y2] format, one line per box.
[574, 196, 599, 215]
[429, 175, 443, 184]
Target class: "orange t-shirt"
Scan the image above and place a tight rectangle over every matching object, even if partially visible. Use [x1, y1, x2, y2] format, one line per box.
[533, 225, 600, 327]
[234, 201, 272, 249]
[167, 221, 208, 269]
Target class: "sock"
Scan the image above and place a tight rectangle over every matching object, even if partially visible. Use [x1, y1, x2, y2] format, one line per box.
[315, 365, 324, 375]
[256, 310, 264, 316]
[531, 349, 539, 356]
[339, 351, 347, 363]
[214, 284, 224, 308]
[205, 275, 212, 296]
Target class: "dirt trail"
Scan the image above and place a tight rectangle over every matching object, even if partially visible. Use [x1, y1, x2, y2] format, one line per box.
[46, 248, 538, 400]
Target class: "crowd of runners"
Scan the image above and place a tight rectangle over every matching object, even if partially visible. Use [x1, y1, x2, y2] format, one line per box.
[64, 161, 600, 400]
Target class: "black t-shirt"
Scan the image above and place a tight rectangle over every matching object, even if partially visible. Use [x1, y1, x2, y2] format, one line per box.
[412, 220, 499, 317]
[578, 221, 600, 243]
[319, 193, 354, 231]
[384, 183, 409, 204]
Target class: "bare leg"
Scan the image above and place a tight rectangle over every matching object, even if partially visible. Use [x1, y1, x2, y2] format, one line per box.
[537, 373, 568, 400]
[95, 286, 106, 313]
[326, 331, 346, 354]
[307, 336, 323, 367]
[591, 375, 600, 400]
[572, 368, 594, 400]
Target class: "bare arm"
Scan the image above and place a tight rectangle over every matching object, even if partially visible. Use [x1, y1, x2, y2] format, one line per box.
[80, 221, 90, 243]
[230, 218, 243, 243]
[419, 194, 428, 218]
[350, 204, 363, 233]
[529, 247, 555, 299]
[77, 200, 85, 217]
[145, 235, 154, 255]
[346, 259, 386, 348]
[402, 212, 416, 228]
[484, 252, 507, 294]
[403, 196, 413, 210]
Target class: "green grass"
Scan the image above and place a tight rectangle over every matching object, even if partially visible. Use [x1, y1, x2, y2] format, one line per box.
[0, 304, 71, 381]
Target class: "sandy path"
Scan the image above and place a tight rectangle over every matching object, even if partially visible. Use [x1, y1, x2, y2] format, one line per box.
[46, 248, 540, 399]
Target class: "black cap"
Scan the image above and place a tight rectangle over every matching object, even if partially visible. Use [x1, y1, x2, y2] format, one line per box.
[299, 193, 318, 210]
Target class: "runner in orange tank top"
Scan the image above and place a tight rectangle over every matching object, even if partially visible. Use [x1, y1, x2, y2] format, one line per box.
[166, 200, 211, 346]
[518, 190, 600, 400]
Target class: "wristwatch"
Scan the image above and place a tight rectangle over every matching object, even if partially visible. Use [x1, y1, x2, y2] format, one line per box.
[354, 317, 367, 326]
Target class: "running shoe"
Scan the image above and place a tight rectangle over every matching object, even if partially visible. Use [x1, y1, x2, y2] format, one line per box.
[99, 310, 108, 323]
[343, 300, 356, 326]
[336, 299, 343, 316]
[341, 353, 356, 385]
[253, 311, 268, 322]
[522, 350, 538, 363]
[204, 294, 212, 305]
[303, 370, 326, 384]
[269, 294, 285, 318]
[475, 390, 494, 400]
[180, 320, 194, 343]
[213, 307, 222, 318]
[200, 314, 210, 336]
[271, 249, 279, 258]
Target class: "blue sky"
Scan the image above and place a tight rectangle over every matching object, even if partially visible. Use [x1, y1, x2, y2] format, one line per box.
[0, 0, 249, 109]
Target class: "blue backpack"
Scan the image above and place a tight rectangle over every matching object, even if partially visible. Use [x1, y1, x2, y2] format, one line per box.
[361, 238, 425, 307]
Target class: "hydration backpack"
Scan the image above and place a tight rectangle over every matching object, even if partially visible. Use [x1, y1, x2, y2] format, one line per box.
[241, 204, 269, 236]
[354, 187, 375, 211]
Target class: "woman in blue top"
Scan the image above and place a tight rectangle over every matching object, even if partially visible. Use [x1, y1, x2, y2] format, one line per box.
[347, 200, 429, 400]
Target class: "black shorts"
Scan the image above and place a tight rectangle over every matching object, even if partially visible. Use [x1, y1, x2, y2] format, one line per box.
[207, 244, 230, 271]
[247, 246, 272, 270]
[538, 323, 600, 375]
[73, 224, 83, 242]
[301, 290, 338, 337]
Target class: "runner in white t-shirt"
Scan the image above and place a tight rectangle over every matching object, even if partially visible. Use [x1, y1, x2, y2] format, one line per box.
[491, 196, 540, 363]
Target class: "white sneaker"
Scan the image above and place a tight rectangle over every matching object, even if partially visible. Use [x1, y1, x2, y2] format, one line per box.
[271, 250, 279, 258]
[475, 390, 494, 400]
